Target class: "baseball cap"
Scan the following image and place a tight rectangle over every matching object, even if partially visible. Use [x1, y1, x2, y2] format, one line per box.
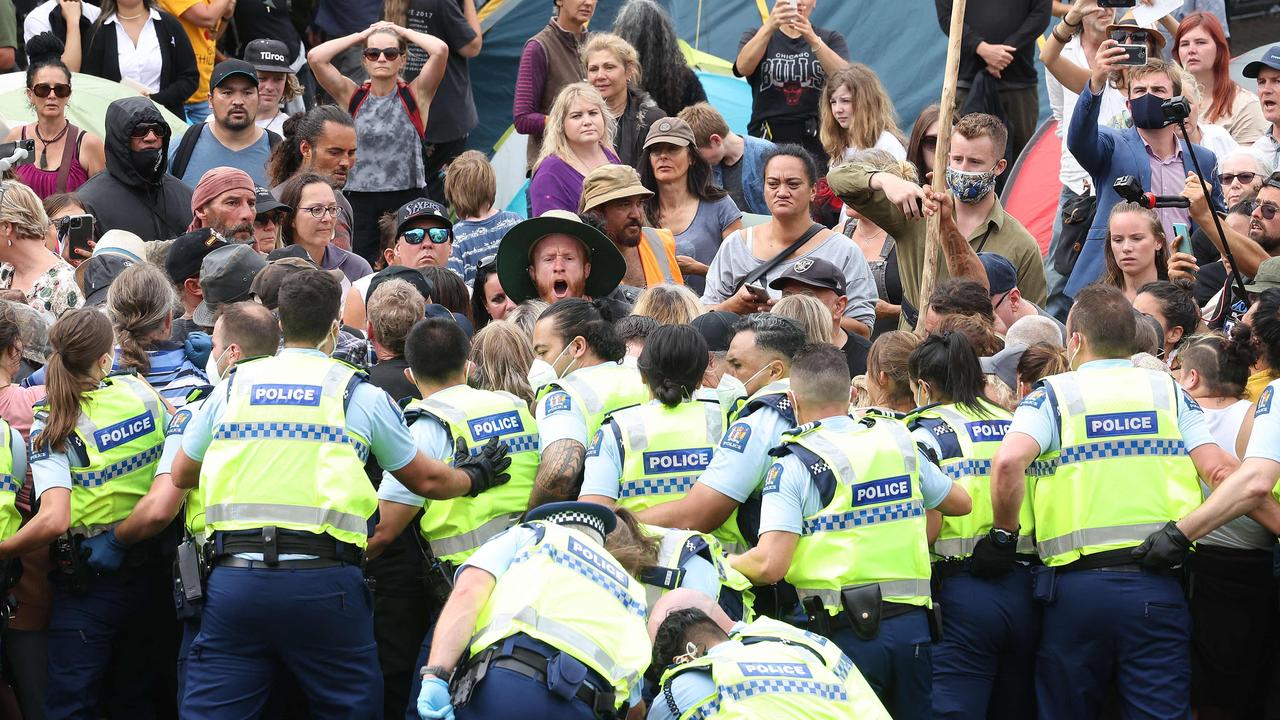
[691, 310, 739, 353]
[768, 257, 846, 295]
[978, 252, 1019, 296]
[77, 254, 135, 307]
[580, 164, 653, 214]
[254, 186, 289, 216]
[394, 197, 452, 238]
[92, 228, 147, 263]
[250, 256, 344, 309]
[194, 244, 268, 327]
[209, 59, 259, 93]
[424, 303, 475, 338]
[1244, 257, 1280, 293]
[165, 228, 228, 283]
[366, 265, 435, 307]
[644, 117, 696, 150]
[243, 38, 292, 75]
[1244, 44, 1280, 79]
[980, 342, 1028, 392]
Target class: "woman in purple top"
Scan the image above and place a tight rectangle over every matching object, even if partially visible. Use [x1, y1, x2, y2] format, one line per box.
[274, 172, 372, 283]
[529, 83, 620, 216]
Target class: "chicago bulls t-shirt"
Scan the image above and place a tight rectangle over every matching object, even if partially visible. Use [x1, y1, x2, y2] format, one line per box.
[735, 27, 848, 129]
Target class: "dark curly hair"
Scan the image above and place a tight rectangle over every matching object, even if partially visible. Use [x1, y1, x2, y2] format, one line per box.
[651, 607, 726, 678]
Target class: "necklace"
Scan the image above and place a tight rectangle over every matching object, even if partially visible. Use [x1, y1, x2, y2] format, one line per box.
[34, 120, 69, 170]
[117, 10, 145, 20]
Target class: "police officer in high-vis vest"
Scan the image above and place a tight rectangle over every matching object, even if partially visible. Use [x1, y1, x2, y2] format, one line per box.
[0, 309, 173, 718]
[732, 344, 970, 720]
[648, 597, 891, 720]
[146, 301, 282, 701]
[905, 332, 1038, 719]
[988, 285, 1246, 718]
[414, 501, 651, 720]
[171, 270, 512, 718]
[369, 318, 541, 720]
[580, 325, 726, 536]
[527, 298, 648, 508]
[638, 314, 809, 555]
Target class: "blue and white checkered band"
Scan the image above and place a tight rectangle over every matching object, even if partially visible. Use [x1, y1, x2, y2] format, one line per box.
[547, 511, 607, 536]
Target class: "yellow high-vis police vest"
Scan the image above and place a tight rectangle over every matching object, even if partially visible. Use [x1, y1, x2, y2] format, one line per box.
[469, 522, 650, 708]
[199, 354, 376, 548]
[539, 362, 649, 445]
[637, 524, 754, 615]
[610, 399, 723, 514]
[779, 417, 932, 614]
[39, 373, 166, 531]
[1035, 366, 1203, 566]
[409, 385, 540, 564]
[908, 400, 1035, 558]
[732, 379, 794, 425]
[658, 637, 862, 720]
[0, 418, 21, 541]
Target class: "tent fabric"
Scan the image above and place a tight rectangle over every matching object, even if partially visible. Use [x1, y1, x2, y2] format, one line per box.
[1000, 118, 1061, 257]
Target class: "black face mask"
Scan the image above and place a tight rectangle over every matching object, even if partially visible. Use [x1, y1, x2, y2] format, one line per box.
[129, 148, 163, 182]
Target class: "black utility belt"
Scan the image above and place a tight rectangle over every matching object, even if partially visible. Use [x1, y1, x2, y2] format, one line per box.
[932, 554, 1040, 580]
[1058, 547, 1163, 574]
[216, 556, 349, 570]
[212, 527, 363, 566]
[453, 645, 616, 718]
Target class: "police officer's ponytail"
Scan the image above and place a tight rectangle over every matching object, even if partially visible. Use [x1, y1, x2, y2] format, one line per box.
[638, 325, 709, 407]
[908, 331, 991, 416]
[539, 298, 625, 363]
[38, 309, 114, 453]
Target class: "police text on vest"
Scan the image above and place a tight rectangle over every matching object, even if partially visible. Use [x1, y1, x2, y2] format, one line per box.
[643, 448, 712, 474]
[737, 662, 814, 679]
[851, 475, 911, 507]
[250, 384, 322, 406]
[94, 411, 156, 451]
[1084, 411, 1158, 438]
[469, 411, 524, 440]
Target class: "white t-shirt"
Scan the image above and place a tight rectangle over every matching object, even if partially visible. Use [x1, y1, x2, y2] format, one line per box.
[23, 0, 102, 43]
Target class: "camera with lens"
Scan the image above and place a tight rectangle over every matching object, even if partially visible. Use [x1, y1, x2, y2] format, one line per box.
[1162, 96, 1192, 124]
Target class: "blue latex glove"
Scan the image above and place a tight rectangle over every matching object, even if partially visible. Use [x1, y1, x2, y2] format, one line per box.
[184, 332, 212, 370]
[417, 677, 455, 720]
[82, 530, 128, 572]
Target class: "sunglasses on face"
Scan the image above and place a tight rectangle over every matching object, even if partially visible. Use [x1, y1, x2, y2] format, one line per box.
[1219, 172, 1259, 186]
[129, 122, 170, 139]
[1111, 30, 1151, 44]
[30, 83, 71, 98]
[1253, 201, 1280, 221]
[254, 211, 287, 227]
[363, 47, 402, 61]
[402, 227, 452, 245]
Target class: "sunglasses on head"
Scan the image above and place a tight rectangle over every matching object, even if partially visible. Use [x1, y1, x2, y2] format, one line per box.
[363, 47, 403, 61]
[402, 227, 452, 245]
[30, 83, 71, 98]
[130, 122, 171, 139]
[1111, 30, 1151, 44]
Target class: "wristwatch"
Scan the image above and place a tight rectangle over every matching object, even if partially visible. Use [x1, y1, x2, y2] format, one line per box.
[420, 665, 451, 681]
[990, 527, 1020, 547]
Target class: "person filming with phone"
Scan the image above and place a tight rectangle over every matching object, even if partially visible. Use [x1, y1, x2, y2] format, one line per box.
[1064, 55, 1222, 299]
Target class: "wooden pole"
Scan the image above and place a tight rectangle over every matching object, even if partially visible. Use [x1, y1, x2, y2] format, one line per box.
[915, 0, 968, 333]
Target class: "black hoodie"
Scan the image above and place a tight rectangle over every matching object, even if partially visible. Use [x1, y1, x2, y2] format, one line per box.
[76, 97, 194, 242]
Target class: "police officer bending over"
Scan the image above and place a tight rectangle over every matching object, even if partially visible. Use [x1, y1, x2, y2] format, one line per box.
[415, 501, 651, 720]
[731, 343, 970, 720]
[171, 269, 512, 719]
[987, 284, 1280, 718]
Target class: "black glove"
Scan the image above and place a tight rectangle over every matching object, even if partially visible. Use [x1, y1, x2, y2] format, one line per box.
[969, 529, 1018, 578]
[454, 437, 512, 497]
[1131, 521, 1192, 571]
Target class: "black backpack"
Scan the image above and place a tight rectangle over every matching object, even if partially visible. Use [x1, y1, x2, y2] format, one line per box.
[168, 124, 282, 181]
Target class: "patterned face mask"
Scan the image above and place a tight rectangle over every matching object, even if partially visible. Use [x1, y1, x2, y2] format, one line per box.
[945, 165, 999, 204]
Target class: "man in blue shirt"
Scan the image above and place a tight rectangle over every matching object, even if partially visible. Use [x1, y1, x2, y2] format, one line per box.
[171, 60, 280, 186]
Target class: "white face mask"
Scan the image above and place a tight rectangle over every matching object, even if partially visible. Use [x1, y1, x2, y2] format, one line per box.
[740, 362, 774, 396]
[205, 346, 230, 386]
[715, 372, 748, 409]
[527, 358, 559, 392]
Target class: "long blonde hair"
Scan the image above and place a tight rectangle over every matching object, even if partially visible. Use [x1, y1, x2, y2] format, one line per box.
[0, 180, 51, 241]
[469, 320, 536, 408]
[819, 64, 905, 166]
[107, 263, 178, 376]
[535, 82, 618, 172]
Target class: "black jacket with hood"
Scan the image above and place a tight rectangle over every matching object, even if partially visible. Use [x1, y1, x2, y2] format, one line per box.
[76, 97, 193, 242]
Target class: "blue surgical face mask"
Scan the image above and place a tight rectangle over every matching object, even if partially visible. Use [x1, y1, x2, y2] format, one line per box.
[1130, 92, 1170, 130]
[945, 165, 999, 204]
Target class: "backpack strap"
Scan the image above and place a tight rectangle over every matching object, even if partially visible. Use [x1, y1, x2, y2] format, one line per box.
[396, 81, 426, 139]
[347, 82, 372, 117]
[168, 123, 205, 181]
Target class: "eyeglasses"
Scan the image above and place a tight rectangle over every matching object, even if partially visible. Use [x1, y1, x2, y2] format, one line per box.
[254, 211, 287, 227]
[30, 83, 71, 98]
[992, 290, 1012, 311]
[299, 205, 339, 219]
[1111, 30, 1151, 44]
[129, 122, 170, 139]
[1218, 172, 1258, 186]
[402, 227, 452, 245]
[362, 47, 403, 61]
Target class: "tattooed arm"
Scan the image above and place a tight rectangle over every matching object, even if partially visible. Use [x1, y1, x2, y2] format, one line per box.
[527, 439, 586, 510]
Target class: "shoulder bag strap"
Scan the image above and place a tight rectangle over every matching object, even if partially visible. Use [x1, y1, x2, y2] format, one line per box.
[737, 223, 825, 291]
[55, 123, 82, 193]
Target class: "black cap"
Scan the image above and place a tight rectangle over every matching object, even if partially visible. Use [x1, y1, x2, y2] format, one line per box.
[254, 186, 289, 216]
[209, 59, 259, 93]
[165, 229, 228, 283]
[768, 257, 846, 295]
[366, 265, 435, 308]
[80, 254, 136, 306]
[691, 310, 739, 353]
[394, 197, 452, 237]
[194, 245, 268, 326]
[243, 38, 292, 74]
